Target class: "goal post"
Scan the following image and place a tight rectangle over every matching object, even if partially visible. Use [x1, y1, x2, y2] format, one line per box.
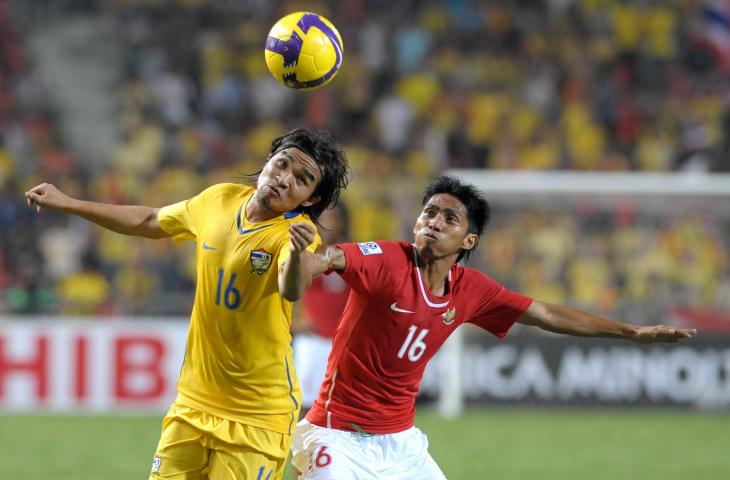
[445, 170, 730, 196]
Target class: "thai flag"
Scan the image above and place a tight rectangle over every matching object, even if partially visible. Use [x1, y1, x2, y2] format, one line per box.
[702, 0, 730, 71]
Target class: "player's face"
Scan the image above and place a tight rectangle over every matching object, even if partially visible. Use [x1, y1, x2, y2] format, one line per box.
[256, 147, 322, 213]
[413, 194, 477, 260]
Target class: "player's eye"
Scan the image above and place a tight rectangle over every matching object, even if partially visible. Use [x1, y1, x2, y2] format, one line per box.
[278, 159, 287, 168]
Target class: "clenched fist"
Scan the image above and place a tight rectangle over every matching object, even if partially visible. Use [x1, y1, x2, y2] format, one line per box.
[25, 183, 74, 214]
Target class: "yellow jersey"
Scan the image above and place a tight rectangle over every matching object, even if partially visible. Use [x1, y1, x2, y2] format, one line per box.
[158, 183, 320, 434]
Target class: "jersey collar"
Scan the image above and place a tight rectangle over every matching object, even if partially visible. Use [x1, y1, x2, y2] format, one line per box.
[411, 244, 450, 308]
[236, 193, 303, 234]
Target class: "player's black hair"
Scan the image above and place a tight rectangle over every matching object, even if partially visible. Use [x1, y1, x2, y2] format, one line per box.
[243, 128, 350, 223]
[421, 175, 491, 263]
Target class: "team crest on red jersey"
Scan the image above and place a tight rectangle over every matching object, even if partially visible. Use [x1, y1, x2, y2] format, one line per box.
[442, 307, 456, 325]
[250, 250, 273, 275]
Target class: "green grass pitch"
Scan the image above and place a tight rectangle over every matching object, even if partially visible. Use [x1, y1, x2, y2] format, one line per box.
[1, 409, 727, 479]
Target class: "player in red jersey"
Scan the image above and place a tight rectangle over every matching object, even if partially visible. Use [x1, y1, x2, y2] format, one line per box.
[290, 176, 697, 479]
[293, 203, 351, 415]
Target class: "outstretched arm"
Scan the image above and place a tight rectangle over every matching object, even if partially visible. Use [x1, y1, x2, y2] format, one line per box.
[312, 245, 346, 274]
[301, 244, 346, 277]
[517, 300, 696, 344]
[25, 183, 169, 239]
[280, 243, 347, 302]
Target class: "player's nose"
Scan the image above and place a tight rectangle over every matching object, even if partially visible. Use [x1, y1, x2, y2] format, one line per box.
[276, 171, 292, 189]
[428, 215, 444, 231]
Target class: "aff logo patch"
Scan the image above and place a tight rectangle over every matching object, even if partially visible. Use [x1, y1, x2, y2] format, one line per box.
[151, 456, 162, 475]
[250, 250, 273, 275]
[357, 241, 382, 256]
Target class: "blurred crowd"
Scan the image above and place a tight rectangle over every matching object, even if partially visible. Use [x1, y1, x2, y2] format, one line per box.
[483, 203, 729, 325]
[0, 0, 729, 321]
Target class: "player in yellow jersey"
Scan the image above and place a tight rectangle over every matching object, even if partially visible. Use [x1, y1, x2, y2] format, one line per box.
[25, 128, 350, 480]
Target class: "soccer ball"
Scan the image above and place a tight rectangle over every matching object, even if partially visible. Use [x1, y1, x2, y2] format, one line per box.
[264, 12, 344, 90]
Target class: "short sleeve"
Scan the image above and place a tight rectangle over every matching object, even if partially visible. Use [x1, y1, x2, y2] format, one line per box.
[466, 272, 533, 338]
[337, 241, 389, 294]
[158, 184, 222, 242]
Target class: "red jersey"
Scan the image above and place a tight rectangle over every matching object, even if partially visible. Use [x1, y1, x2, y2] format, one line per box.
[301, 273, 350, 338]
[306, 240, 532, 434]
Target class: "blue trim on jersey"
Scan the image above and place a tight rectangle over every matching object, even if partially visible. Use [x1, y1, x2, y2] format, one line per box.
[239, 224, 274, 235]
[283, 210, 301, 219]
[236, 203, 244, 232]
[236, 203, 274, 234]
[285, 355, 299, 435]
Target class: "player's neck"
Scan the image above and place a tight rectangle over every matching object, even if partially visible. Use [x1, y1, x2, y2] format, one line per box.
[246, 192, 282, 222]
[416, 254, 454, 297]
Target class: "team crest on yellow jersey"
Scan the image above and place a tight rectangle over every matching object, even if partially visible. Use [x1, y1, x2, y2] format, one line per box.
[250, 250, 273, 275]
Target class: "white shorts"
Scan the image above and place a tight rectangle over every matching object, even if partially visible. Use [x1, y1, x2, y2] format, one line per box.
[293, 333, 332, 407]
[291, 419, 447, 480]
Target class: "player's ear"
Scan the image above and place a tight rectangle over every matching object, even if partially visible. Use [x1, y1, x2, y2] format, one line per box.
[462, 233, 478, 252]
[301, 195, 321, 207]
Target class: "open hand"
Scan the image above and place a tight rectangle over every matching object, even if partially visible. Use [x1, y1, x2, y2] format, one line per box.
[633, 325, 697, 344]
[25, 183, 73, 214]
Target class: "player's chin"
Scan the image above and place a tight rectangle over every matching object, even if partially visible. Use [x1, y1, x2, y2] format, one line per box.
[261, 192, 288, 211]
[415, 241, 438, 258]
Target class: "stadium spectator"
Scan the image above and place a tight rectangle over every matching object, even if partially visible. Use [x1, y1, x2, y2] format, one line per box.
[2, 1, 729, 323]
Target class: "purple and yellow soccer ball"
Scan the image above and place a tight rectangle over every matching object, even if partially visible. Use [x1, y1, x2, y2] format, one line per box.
[264, 12, 343, 90]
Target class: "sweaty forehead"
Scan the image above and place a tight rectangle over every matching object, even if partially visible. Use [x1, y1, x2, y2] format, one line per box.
[425, 193, 468, 215]
[278, 147, 321, 181]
